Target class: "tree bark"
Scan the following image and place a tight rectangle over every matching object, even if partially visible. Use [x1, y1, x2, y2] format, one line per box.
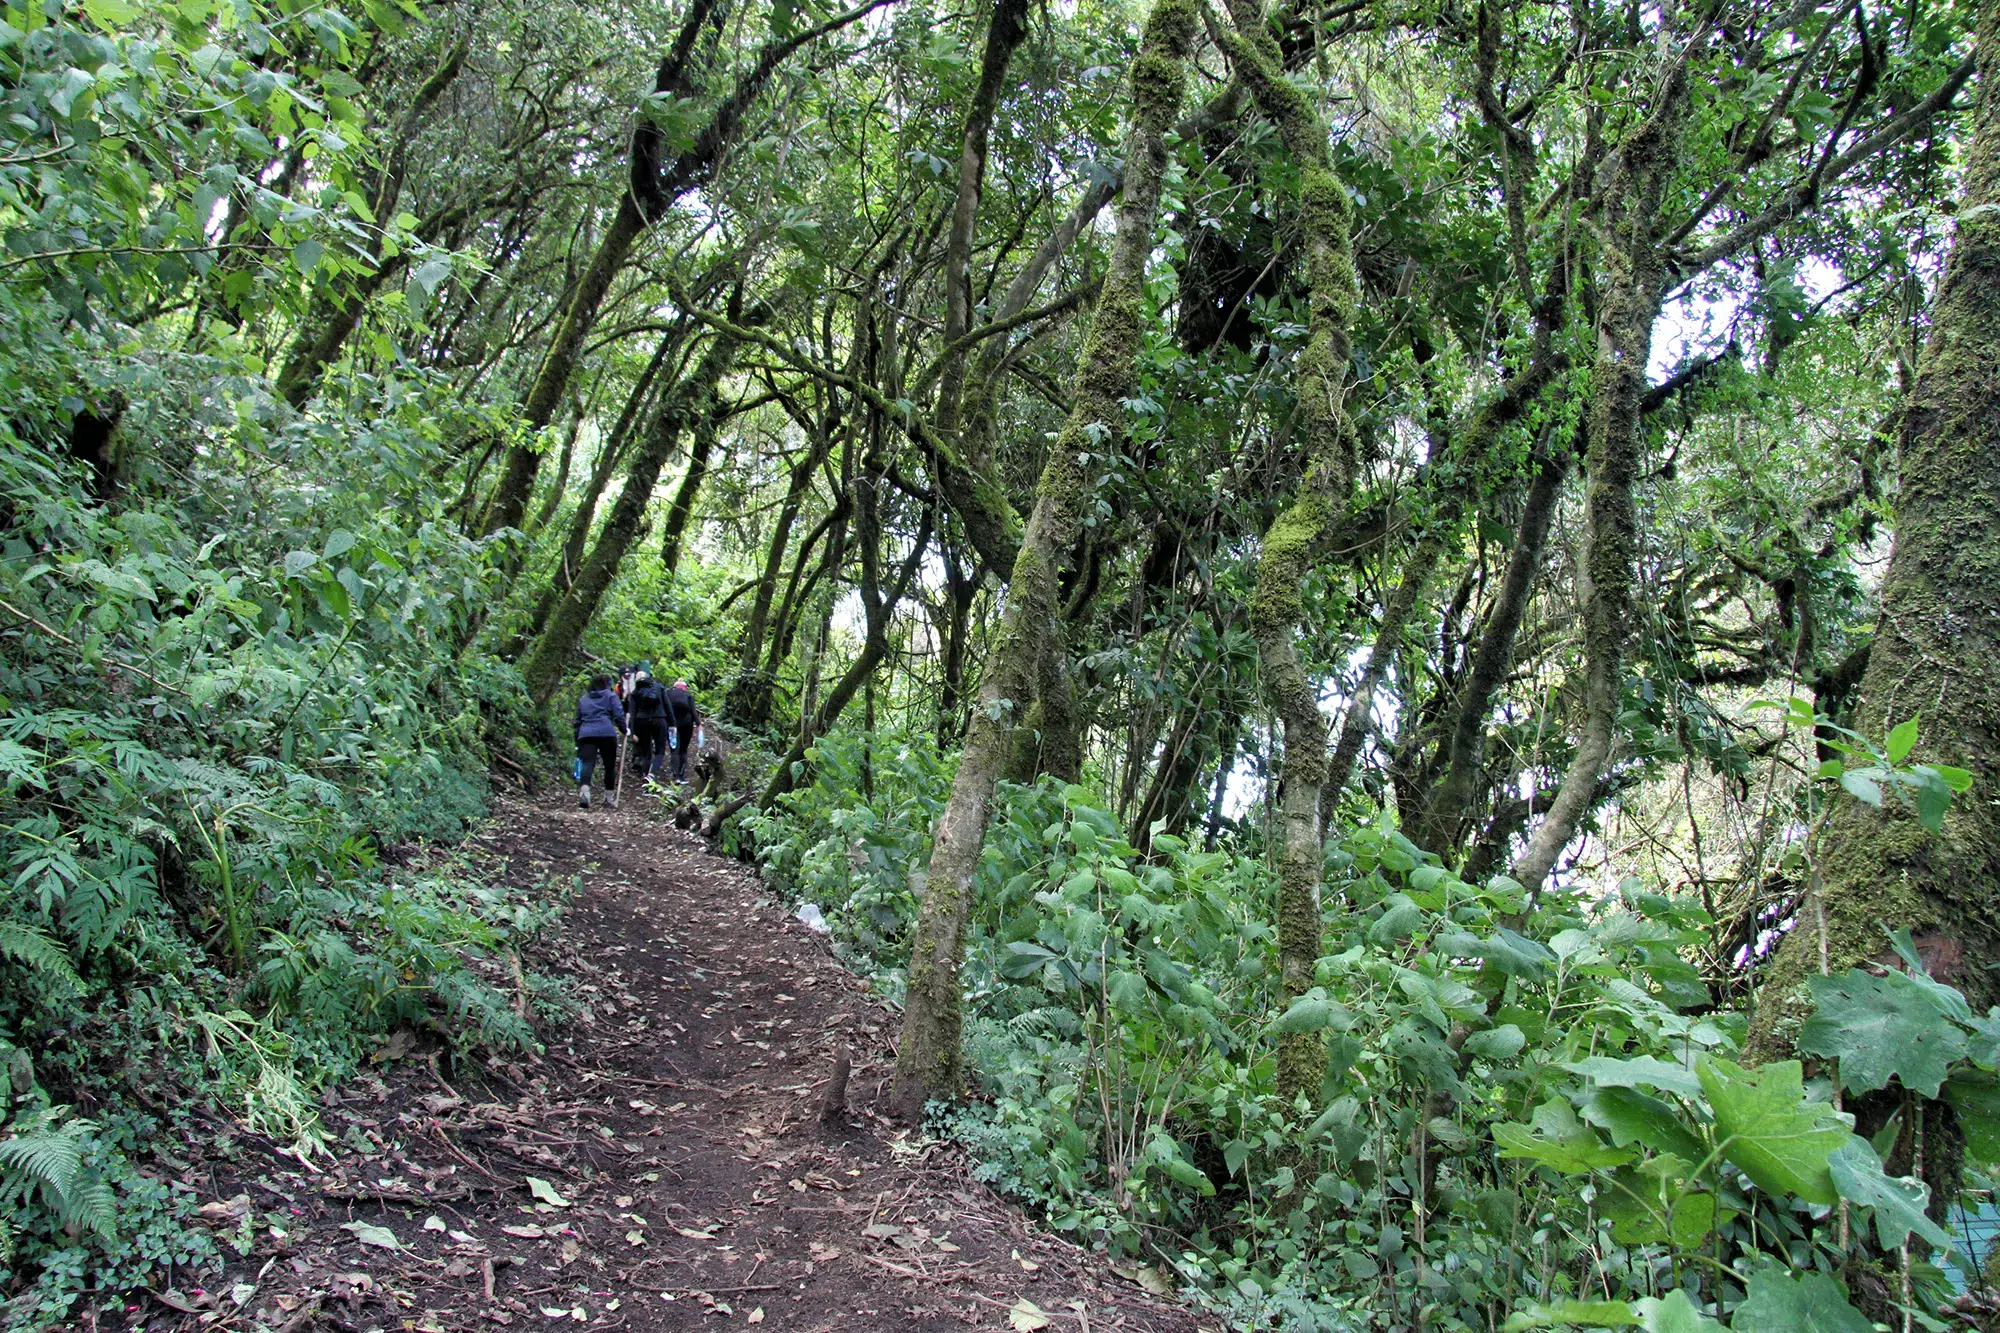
[1749, 5, 2000, 1041]
[889, 0, 1199, 1120]
[1210, 0, 1361, 1102]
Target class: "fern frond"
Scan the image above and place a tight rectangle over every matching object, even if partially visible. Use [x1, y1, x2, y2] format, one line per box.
[0, 921, 81, 992]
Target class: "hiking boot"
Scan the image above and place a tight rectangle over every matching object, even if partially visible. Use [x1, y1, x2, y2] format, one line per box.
[578, 785, 591, 809]
[607, 792, 619, 811]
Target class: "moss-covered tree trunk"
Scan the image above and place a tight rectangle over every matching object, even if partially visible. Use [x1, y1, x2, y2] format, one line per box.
[1749, 6, 2000, 1042]
[889, 0, 1198, 1120]
[1508, 69, 1688, 900]
[1209, 0, 1360, 1102]
[520, 329, 750, 706]
[728, 434, 833, 721]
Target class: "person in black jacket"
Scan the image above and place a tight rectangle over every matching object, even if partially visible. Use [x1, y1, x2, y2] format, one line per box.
[626, 670, 670, 783]
[663, 678, 699, 782]
[573, 675, 625, 810]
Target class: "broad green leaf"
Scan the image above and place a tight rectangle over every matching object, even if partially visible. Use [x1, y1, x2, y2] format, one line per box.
[1634, 1290, 1722, 1332]
[340, 1220, 400, 1249]
[1580, 1086, 1706, 1160]
[1465, 1024, 1526, 1060]
[1826, 1137, 1953, 1252]
[526, 1175, 570, 1207]
[1269, 987, 1352, 1034]
[1885, 715, 1919, 764]
[1944, 1067, 2000, 1162]
[1368, 893, 1423, 944]
[1494, 1100, 1634, 1175]
[1502, 1298, 1639, 1329]
[1106, 969, 1148, 1011]
[1566, 1055, 1701, 1098]
[1698, 1058, 1848, 1205]
[1799, 968, 1968, 1097]
[1838, 770, 1882, 806]
[1730, 1269, 1873, 1333]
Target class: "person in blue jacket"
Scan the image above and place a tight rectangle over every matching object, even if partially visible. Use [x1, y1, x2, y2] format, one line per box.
[573, 675, 625, 810]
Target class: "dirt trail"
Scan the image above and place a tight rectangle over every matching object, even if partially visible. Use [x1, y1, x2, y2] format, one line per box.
[150, 790, 1201, 1333]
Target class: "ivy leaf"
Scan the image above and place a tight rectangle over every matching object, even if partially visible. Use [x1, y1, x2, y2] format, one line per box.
[1494, 1100, 1634, 1175]
[1798, 968, 1968, 1097]
[1698, 1058, 1848, 1205]
[1730, 1269, 1874, 1333]
[1826, 1137, 1954, 1253]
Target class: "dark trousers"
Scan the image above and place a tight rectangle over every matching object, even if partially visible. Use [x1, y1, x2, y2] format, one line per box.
[631, 719, 668, 777]
[671, 723, 695, 780]
[575, 737, 617, 787]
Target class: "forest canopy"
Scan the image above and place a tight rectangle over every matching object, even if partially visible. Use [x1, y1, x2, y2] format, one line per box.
[1, 0, 1998, 1325]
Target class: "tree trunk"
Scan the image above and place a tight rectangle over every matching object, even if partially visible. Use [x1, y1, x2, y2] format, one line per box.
[1210, 0, 1361, 1103]
[1508, 67, 1689, 901]
[520, 327, 752, 707]
[728, 434, 833, 718]
[889, 0, 1199, 1120]
[1749, 6, 2000, 1041]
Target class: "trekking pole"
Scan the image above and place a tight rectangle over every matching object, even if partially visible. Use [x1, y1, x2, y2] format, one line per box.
[613, 730, 628, 809]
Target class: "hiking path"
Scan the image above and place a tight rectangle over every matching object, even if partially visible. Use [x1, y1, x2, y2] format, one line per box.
[146, 789, 1202, 1333]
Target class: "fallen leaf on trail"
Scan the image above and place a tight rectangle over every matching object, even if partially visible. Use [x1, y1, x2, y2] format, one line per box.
[525, 1176, 570, 1207]
[1009, 1297, 1052, 1331]
[340, 1220, 401, 1250]
[674, 1226, 716, 1240]
[747, 1308, 765, 1324]
[935, 1240, 961, 1252]
[1012, 1248, 1040, 1272]
[500, 1224, 547, 1239]
[614, 1195, 635, 1208]
[860, 1222, 903, 1239]
[423, 1215, 447, 1232]
[625, 1229, 646, 1246]
[1135, 1265, 1174, 1296]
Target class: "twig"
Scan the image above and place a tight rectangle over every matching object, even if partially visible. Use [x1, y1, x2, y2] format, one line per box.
[0, 597, 187, 694]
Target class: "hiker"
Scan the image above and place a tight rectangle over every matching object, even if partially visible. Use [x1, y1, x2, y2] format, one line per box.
[626, 669, 671, 784]
[573, 674, 626, 810]
[663, 677, 700, 783]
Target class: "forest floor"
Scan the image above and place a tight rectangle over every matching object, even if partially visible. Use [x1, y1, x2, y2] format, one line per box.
[138, 789, 1203, 1333]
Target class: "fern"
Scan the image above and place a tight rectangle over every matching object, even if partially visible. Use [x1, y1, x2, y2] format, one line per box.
[0, 921, 81, 994]
[0, 1109, 116, 1239]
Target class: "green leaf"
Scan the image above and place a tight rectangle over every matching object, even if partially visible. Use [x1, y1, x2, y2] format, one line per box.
[1634, 1290, 1722, 1332]
[283, 550, 318, 576]
[1826, 1137, 1953, 1252]
[340, 1220, 400, 1249]
[1368, 893, 1423, 944]
[412, 255, 452, 296]
[1269, 987, 1352, 1034]
[526, 1175, 570, 1207]
[1730, 1269, 1873, 1333]
[1886, 715, 1919, 764]
[1839, 770, 1882, 806]
[1698, 1058, 1848, 1205]
[1566, 1055, 1701, 1099]
[1580, 1086, 1706, 1160]
[1494, 1100, 1634, 1175]
[1106, 969, 1148, 1011]
[1464, 1024, 1526, 1060]
[1798, 968, 1968, 1097]
[1502, 1298, 1639, 1329]
[1944, 1068, 2000, 1162]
